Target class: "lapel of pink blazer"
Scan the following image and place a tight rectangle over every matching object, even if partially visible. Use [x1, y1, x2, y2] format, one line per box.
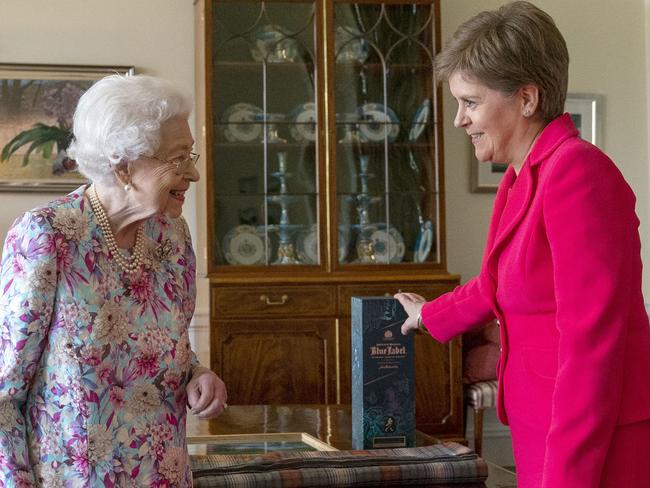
[485, 162, 534, 280]
[484, 114, 579, 283]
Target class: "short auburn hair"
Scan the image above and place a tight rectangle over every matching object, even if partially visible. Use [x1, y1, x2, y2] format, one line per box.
[435, 1, 569, 122]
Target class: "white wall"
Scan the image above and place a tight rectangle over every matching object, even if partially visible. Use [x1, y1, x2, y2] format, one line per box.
[0, 0, 199, 231]
[0, 0, 197, 247]
[0, 0, 208, 365]
[646, 0, 650, 255]
[442, 0, 650, 296]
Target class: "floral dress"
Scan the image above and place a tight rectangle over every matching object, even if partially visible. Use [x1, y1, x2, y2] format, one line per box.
[0, 186, 199, 487]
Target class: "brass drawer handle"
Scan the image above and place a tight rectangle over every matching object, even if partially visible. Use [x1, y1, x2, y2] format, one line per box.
[260, 294, 289, 306]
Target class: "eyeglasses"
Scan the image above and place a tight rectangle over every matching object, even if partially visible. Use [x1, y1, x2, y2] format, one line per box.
[149, 152, 200, 175]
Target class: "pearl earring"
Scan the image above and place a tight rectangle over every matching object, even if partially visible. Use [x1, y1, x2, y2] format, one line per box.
[124, 183, 131, 192]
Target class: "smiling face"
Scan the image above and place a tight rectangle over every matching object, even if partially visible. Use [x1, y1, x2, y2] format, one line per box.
[449, 72, 533, 166]
[129, 116, 199, 219]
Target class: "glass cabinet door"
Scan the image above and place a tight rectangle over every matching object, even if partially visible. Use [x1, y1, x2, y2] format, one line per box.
[333, 2, 440, 266]
[209, 1, 320, 268]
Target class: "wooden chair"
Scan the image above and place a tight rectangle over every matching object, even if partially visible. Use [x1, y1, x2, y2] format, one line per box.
[464, 380, 498, 457]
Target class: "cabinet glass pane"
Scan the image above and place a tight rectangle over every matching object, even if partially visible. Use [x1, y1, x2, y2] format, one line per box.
[338, 191, 438, 264]
[334, 3, 439, 265]
[211, 0, 319, 267]
[215, 193, 318, 266]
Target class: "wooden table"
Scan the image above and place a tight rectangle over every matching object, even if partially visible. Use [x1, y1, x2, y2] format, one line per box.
[187, 404, 516, 487]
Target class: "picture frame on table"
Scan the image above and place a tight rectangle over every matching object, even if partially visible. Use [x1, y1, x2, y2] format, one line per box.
[470, 93, 603, 193]
[0, 63, 134, 193]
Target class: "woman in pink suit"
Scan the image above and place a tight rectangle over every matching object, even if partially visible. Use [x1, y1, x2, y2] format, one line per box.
[396, 2, 650, 487]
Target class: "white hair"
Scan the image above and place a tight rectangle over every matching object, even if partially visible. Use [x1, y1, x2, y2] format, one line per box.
[67, 74, 192, 184]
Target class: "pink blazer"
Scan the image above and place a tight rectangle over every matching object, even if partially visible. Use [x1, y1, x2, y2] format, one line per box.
[421, 114, 650, 486]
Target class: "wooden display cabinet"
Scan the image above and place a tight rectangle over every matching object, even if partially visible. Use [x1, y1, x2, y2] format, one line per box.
[199, 0, 463, 439]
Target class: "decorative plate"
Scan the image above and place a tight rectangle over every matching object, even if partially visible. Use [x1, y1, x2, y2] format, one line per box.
[222, 103, 263, 142]
[357, 103, 400, 143]
[409, 98, 430, 142]
[334, 26, 369, 63]
[296, 224, 350, 264]
[250, 24, 301, 63]
[290, 102, 317, 142]
[360, 224, 405, 264]
[223, 225, 266, 265]
[414, 220, 434, 263]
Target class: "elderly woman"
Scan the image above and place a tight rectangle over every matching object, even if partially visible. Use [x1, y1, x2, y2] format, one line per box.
[396, 2, 650, 487]
[0, 75, 227, 486]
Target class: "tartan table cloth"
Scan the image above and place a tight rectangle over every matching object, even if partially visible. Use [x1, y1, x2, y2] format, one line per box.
[190, 442, 488, 487]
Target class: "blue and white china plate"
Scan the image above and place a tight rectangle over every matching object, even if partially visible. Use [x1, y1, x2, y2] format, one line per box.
[359, 224, 405, 263]
[290, 102, 317, 142]
[334, 26, 369, 63]
[251, 24, 300, 63]
[358, 103, 400, 143]
[414, 220, 434, 263]
[409, 98, 431, 142]
[297, 224, 350, 264]
[223, 225, 266, 265]
[222, 103, 263, 142]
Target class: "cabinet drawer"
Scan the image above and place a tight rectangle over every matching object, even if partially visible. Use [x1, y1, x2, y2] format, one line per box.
[338, 282, 455, 316]
[211, 285, 337, 318]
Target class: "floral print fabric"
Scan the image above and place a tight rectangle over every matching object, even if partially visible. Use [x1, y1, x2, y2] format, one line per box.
[0, 186, 198, 487]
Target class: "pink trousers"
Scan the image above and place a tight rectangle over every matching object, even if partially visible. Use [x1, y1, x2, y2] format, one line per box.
[511, 420, 650, 488]
[508, 402, 650, 486]
[503, 351, 650, 487]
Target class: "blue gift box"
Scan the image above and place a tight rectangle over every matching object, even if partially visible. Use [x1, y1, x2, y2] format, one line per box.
[351, 297, 415, 449]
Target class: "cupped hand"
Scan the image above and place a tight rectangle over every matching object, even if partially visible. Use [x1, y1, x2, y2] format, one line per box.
[186, 367, 228, 419]
[394, 292, 427, 335]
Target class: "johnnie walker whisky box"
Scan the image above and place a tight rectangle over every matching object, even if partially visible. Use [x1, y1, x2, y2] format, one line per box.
[351, 297, 415, 450]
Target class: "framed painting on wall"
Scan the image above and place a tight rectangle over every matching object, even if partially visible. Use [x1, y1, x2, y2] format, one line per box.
[470, 93, 603, 192]
[0, 63, 134, 193]
[564, 93, 602, 147]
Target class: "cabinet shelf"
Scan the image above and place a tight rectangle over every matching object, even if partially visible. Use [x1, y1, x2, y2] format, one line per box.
[335, 141, 435, 148]
[213, 60, 433, 71]
[213, 121, 431, 126]
[211, 141, 435, 149]
[336, 190, 439, 196]
[212, 142, 314, 149]
[215, 192, 319, 197]
[202, 0, 462, 440]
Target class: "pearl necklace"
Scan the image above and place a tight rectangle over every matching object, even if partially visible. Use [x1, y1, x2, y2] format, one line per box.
[88, 185, 145, 274]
